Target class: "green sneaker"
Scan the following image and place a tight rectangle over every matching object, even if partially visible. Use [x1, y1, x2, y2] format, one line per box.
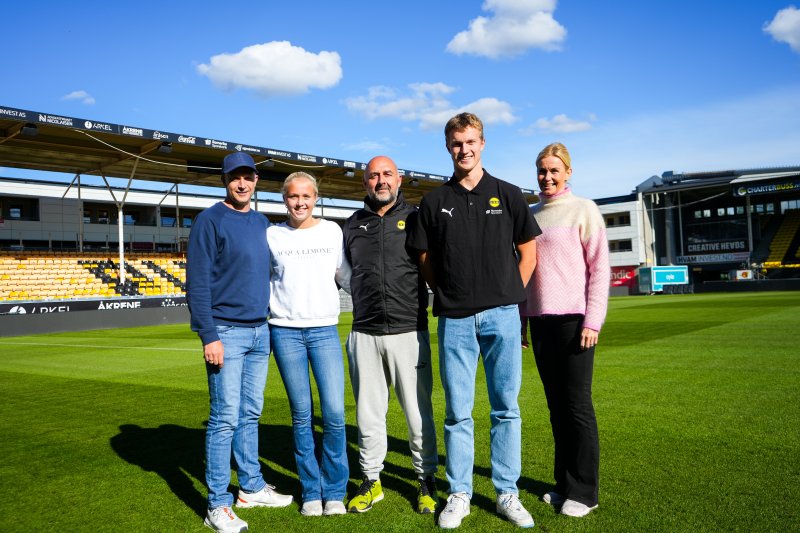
[417, 476, 437, 514]
[348, 477, 384, 513]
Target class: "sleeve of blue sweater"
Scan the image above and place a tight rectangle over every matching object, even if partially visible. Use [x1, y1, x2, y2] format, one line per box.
[187, 205, 221, 345]
[187, 203, 271, 345]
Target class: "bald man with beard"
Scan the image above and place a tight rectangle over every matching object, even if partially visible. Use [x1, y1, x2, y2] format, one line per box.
[342, 156, 439, 516]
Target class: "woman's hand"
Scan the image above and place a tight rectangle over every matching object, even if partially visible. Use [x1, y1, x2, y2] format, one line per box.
[580, 327, 599, 351]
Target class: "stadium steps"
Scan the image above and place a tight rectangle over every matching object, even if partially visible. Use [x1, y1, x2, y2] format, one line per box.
[751, 215, 781, 263]
[764, 210, 800, 268]
[0, 252, 186, 302]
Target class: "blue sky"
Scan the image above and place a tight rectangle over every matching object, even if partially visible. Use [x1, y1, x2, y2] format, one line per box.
[1, 0, 799, 200]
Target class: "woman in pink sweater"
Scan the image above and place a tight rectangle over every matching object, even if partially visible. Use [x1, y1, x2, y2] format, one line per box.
[523, 142, 609, 518]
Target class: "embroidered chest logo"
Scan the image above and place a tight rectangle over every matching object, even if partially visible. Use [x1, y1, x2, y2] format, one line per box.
[359, 223, 370, 231]
[486, 197, 503, 215]
[397, 220, 406, 230]
[441, 208, 455, 217]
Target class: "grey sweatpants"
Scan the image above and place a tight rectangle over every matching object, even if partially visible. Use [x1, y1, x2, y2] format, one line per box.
[346, 330, 438, 480]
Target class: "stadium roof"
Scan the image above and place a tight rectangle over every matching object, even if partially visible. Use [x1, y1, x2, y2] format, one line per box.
[0, 105, 538, 205]
[636, 166, 800, 195]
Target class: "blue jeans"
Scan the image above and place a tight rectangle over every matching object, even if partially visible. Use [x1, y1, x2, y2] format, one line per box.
[205, 324, 270, 509]
[271, 325, 348, 502]
[438, 304, 522, 497]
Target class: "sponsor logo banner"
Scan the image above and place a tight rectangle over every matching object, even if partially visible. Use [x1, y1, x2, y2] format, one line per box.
[0, 296, 187, 315]
[38, 113, 75, 127]
[82, 120, 115, 132]
[121, 125, 144, 137]
[204, 139, 229, 150]
[610, 266, 637, 287]
[676, 252, 750, 264]
[0, 107, 29, 119]
[235, 144, 262, 154]
[685, 240, 747, 253]
[733, 179, 800, 197]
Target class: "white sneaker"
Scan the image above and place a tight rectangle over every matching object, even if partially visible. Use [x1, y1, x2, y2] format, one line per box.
[496, 493, 534, 528]
[204, 506, 248, 533]
[323, 500, 347, 515]
[438, 492, 470, 529]
[560, 498, 598, 517]
[236, 484, 293, 508]
[300, 500, 323, 516]
[542, 491, 566, 506]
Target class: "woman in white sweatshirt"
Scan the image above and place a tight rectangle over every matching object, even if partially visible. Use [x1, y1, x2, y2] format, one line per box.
[267, 171, 350, 517]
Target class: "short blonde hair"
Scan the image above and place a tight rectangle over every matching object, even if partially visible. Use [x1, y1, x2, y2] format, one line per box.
[536, 142, 572, 171]
[281, 171, 318, 196]
[444, 112, 484, 140]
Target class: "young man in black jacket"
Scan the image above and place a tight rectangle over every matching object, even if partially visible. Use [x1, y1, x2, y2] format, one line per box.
[343, 156, 438, 515]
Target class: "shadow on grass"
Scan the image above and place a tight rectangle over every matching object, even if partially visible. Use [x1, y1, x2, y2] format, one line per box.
[110, 421, 297, 518]
[344, 420, 551, 516]
[111, 417, 550, 519]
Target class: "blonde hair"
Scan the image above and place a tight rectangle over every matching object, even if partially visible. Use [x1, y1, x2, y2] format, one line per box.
[281, 171, 318, 196]
[444, 112, 484, 140]
[536, 142, 572, 170]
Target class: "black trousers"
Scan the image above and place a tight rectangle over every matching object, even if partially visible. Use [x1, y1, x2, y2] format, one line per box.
[531, 315, 599, 506]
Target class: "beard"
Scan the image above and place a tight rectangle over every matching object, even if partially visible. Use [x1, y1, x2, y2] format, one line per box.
[367, 188, 397, 208]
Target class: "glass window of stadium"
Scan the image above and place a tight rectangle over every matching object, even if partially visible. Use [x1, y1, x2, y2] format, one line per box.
[609, 239, 633, 252]
[1, 196, 38, 221]
[781, 200, 799, 213]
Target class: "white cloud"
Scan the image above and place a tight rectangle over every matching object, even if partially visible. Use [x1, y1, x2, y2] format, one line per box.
[527, 113, 595, 134]
[197, 41, 342, 97]
[764, 6, 800, 53]
[345, 83, 517, 130]
[446, 0, 567, 59]
[61, 90, 95, 105]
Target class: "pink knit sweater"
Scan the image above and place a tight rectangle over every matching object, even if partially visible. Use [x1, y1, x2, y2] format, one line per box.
[523, 188, 610, 331]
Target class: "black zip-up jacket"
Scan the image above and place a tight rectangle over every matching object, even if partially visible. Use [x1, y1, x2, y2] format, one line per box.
[343, 191, 428, 334]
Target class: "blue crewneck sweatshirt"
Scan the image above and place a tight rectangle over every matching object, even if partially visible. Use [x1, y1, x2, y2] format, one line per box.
[187, 202, 271, 345]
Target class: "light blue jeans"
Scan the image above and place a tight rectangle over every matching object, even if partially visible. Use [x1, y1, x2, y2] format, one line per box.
[438, 304, 522, 497]
[205, 324, 270, 509]
[271, 325, 348, 502]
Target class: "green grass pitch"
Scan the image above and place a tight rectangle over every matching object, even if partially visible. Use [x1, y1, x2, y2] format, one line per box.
[0, 291, 798, 531]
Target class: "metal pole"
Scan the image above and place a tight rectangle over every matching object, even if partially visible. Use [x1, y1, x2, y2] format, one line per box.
[77, 174, 84, 252]
[746, 195, 753, 258]
[118, 207, 125, 285]
[677, 191, 684, 257]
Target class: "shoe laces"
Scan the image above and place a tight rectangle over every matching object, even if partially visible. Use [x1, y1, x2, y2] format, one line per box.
[499, 493, 523, 511]
[356, 477, 376, 496]
[445, 493, 469, 512]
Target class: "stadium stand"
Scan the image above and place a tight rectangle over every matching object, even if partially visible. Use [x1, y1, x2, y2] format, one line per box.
[0, 251, 185, 302]
[763, 210, 800, 268]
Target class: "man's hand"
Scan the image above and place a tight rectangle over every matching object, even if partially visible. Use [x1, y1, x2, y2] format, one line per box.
[204, 340, 225, 367]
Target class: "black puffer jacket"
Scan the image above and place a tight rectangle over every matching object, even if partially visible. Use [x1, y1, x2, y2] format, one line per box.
[343, 192, 428, 334]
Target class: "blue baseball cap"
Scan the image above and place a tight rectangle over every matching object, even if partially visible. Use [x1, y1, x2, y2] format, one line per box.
[222, 152, 257, 174]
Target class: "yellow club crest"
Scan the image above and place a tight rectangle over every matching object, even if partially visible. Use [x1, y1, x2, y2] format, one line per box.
[489, 197, 500, 208]
[397, 220, 406, 230]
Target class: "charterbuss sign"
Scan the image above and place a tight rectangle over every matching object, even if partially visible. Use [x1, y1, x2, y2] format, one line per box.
[733, 178, 800, 197]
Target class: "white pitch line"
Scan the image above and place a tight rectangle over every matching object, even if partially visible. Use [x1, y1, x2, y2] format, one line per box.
[0, 341, 198, 352]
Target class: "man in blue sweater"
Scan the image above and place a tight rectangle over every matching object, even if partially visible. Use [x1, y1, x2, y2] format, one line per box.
[187, 152, 292, 533]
